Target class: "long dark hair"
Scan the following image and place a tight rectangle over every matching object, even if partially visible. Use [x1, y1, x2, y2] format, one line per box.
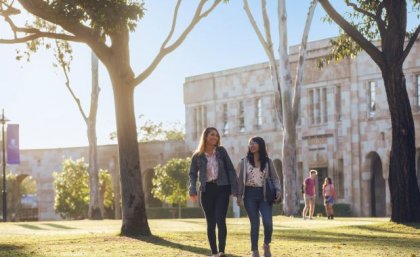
[323, 177, 332, 189]
[246, 136, 269, 171]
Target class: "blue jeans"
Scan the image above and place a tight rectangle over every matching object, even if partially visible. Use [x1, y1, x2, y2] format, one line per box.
[244, 186, 273, 251]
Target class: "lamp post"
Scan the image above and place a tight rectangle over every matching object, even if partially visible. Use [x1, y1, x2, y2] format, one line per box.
[1, 109, 9, 222]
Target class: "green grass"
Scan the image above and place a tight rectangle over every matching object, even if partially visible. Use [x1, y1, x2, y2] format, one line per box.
[0, 217, 418, 257]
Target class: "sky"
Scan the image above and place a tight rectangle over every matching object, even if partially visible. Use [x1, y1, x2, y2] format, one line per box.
[0, 1, 417, 149]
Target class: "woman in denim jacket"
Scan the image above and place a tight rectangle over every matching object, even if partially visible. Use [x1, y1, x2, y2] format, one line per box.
[189, 127, 238, 257]
[237, 137, 281, 257]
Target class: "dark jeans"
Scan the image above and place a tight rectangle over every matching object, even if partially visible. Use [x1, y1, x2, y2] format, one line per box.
[201, 182, 231, 254]
[244, 186, 273, 251]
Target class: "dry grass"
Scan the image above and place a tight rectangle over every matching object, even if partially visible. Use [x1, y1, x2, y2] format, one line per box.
[0, 217, 418, 257]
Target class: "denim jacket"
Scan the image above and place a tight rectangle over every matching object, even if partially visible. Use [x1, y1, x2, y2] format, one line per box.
[189, 146, 238, 195]
[237, 157, 281, 201]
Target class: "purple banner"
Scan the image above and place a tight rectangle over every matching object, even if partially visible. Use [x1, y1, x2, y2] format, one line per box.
[7, 124, 20, 164]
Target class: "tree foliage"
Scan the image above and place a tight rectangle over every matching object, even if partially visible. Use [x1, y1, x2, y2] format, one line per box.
[110, 115, 185, 142]
[319, 0, 419, 67]
[53, 158, 114, 219]
[152, 158, 190, 206]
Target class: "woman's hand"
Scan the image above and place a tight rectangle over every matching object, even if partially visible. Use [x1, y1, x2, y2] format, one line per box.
[236, 197, 243, 206]
[275, 191, 282, 202]
[190, 194, 198, 202]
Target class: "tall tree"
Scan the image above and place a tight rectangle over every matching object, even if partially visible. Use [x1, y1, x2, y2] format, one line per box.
[54, 40, 104, 220]
[0, 0, 224, 235]
[319, 0, 420, 222]
[243, 0, 318, 215]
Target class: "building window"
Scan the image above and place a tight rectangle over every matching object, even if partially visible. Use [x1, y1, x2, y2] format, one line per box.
[315, 88, 321, 124]
[309, 87, 328, 125]
[202, 106, 207, 129]
[223, 103, 229, 135]
[336, 85, 342, 121]
[309, 89, 315, 124]
[369, 81, 376, 117]
[417, 74, 420, 108]
[322, 87, 328, 123]
[239, 101, 245, 132]
[256, 98, 263, 128]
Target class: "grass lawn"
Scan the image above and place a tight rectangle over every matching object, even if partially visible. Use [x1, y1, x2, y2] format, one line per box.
[0, 216, 418, 257]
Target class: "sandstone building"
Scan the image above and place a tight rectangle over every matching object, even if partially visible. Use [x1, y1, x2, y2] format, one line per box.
[183, 38, 420, 217]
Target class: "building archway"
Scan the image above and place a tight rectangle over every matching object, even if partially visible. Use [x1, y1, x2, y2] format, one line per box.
[15, 174, 38, 221]
[363, 152, 386, 217]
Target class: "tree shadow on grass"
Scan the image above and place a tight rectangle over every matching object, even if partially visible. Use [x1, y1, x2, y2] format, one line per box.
[399, 222, 420, 230]
[127, 235, 242, 257]
[278, 228, 420, 250]
[16, 224, 47, 230]
[350, 223, 420, 235]
[0, 244, 32, 257]
[41, 223, 76, 230]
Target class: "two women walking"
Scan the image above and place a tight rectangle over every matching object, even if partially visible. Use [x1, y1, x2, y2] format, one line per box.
[189, 128, 281, 257]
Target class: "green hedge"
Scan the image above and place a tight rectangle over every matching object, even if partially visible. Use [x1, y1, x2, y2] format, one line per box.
[146, 203, 352, 219]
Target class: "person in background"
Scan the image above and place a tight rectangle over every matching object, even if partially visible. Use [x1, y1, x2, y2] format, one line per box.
[302, 170, 317, 220]
[189, 127, 238, 257]
[323, 177, 336, 220]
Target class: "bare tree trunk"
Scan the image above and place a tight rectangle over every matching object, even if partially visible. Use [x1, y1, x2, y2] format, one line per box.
[244, 0, 316, 216]
[382, 65, 420, 222]
[87, 52, 103, 220]
[107, 48, 150, 234]
[278, 0, 317, 215]
[113, 82, 150, 235]
[110, 157, 122, 219]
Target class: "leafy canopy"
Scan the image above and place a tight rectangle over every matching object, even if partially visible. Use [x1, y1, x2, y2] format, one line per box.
[53, 158, 114, 219]
[39, 0, 144, 33]
[319, 0, 420, 67]
[152, 158, 191, 206]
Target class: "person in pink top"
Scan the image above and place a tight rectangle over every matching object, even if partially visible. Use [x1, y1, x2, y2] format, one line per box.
[302, 170, 317, 220]
[323, 177, 336, 220]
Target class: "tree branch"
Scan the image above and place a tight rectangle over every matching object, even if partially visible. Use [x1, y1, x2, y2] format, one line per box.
[344, 0, 376, 20]
[243, 0, 268, 50]
[375, 1, 386, 38]
[319, 0, 384, 67]
[55, 40, 88, 122]
[0, 3, 81, 43]
[132, 0, 222, 87]
[402, 25, 420, 63]
[0, 32, 81, 43]
[160, 0, 182, 50]
[17, 0, 110, 63]
[278, 0, 293, 116]
[243, 0, 285, 126]
[292, 0, 317, 124]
